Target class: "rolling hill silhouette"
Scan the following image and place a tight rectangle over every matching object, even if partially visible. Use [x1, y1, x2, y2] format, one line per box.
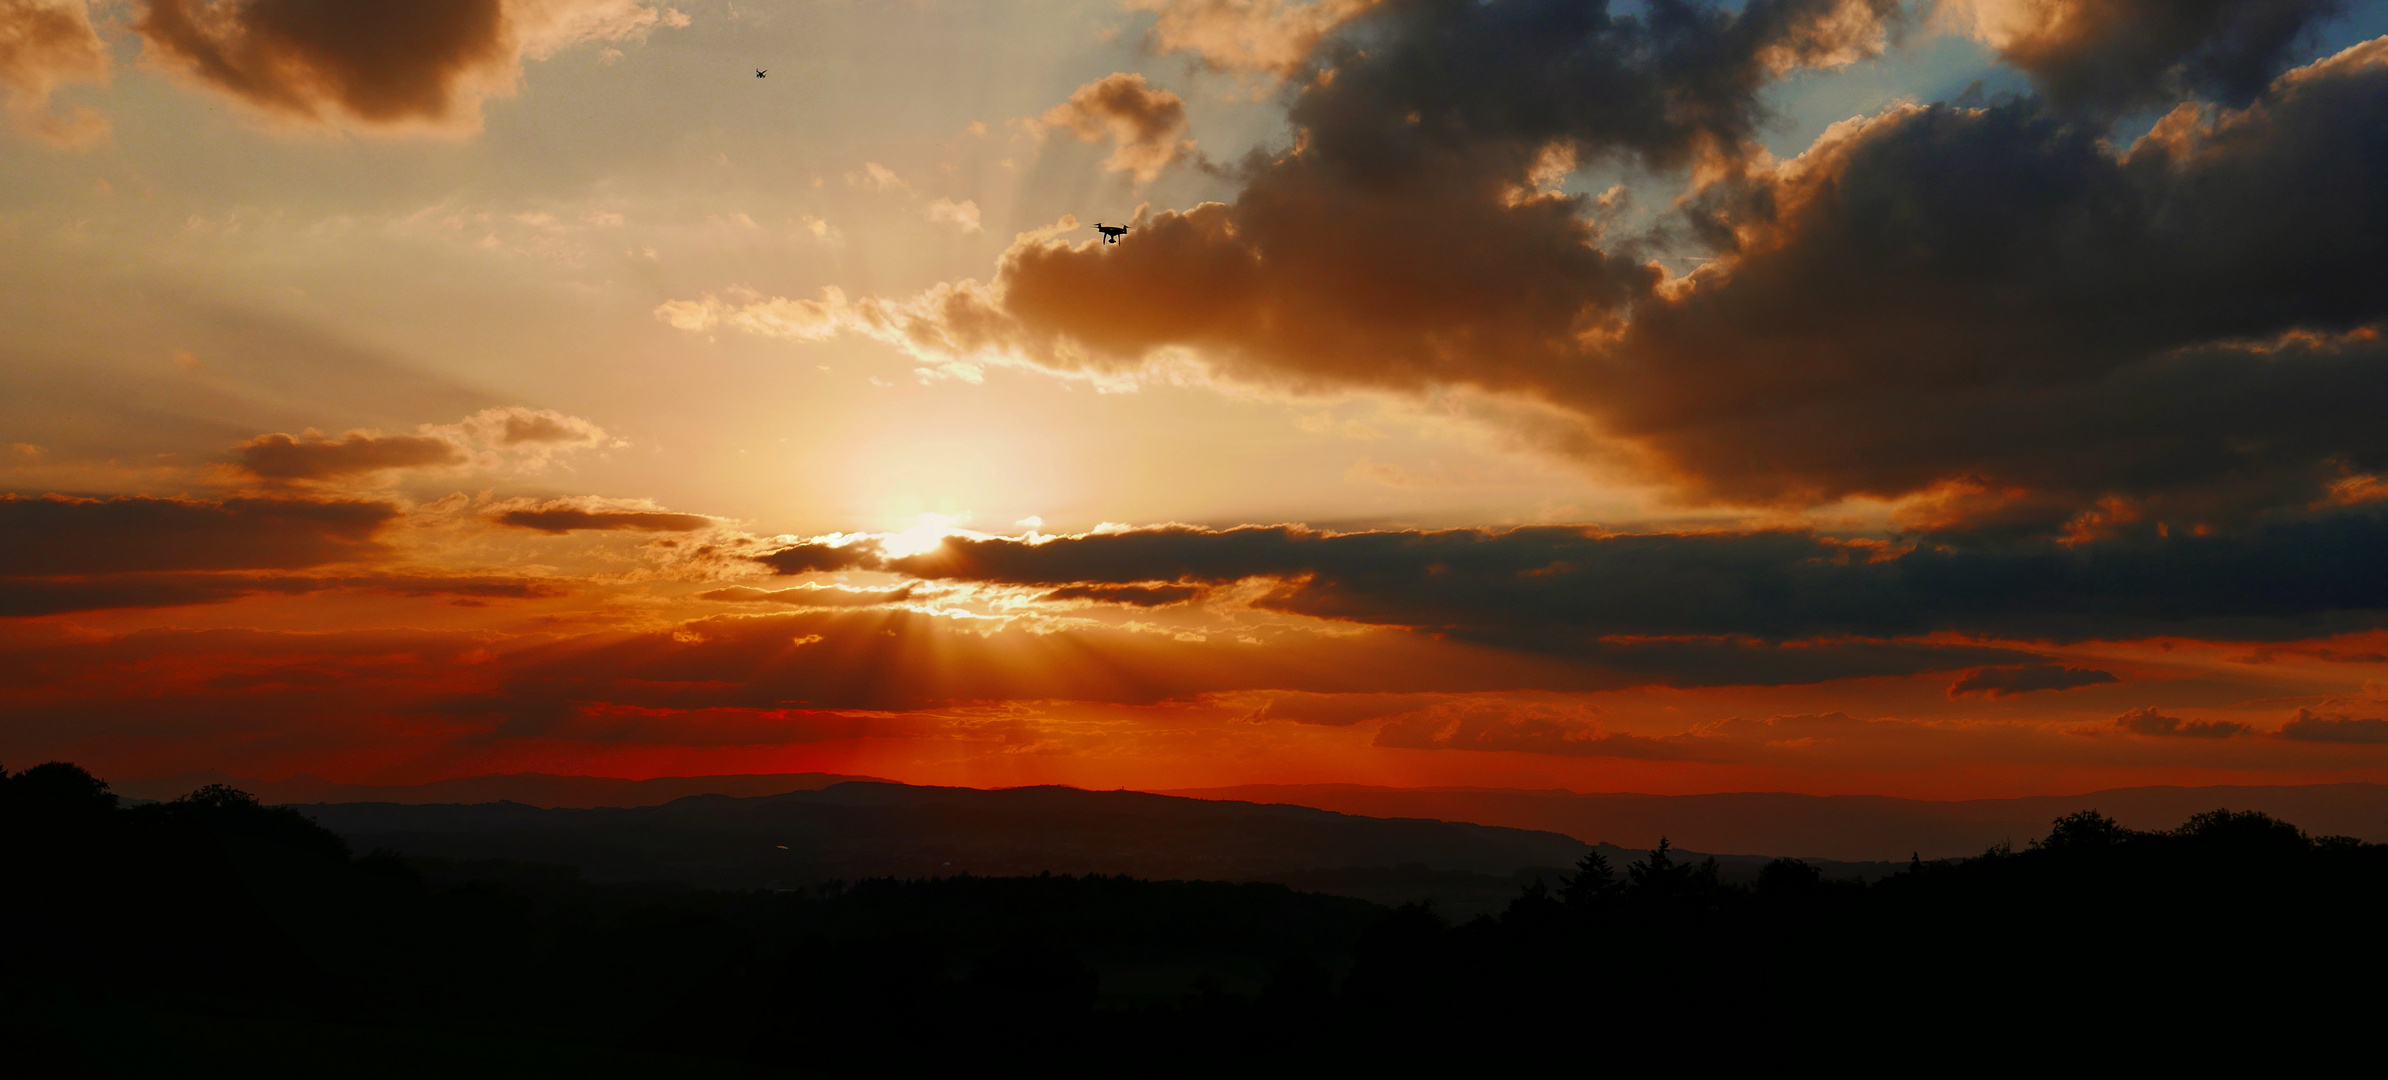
[1160, 782, 2388, 860]
[288, 782, 1906, 914]
[297, 782, 1594, 888]
[113, 770, 879, 809]
[149, 769, 2388, 875]
[163, 767, 2388, 863]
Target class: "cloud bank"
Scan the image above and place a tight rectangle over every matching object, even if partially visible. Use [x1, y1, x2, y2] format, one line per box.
[673, 2, 2388, 539]
[133, 0, 687, 131]
[755, 513, 2388, 650]
[232, 408, 610, 484]
[1941, 0, 2349, 114]
[1039, 72, 1197, 183]
[0, 0, 109, 145]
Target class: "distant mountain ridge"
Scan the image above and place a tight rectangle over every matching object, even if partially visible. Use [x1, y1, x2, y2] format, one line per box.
[294, 782, 1594, 888]
[113, 770, 881, 809]
[1157, 783, 2388, 861]
[115, 769, 2388, 863]
[289, 780, 1907, 916]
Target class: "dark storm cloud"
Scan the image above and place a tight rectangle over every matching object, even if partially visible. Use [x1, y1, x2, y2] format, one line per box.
[1297, 0, 1902, 171]
[1956, 0, 2349, 114]
[752, 539, 883, 576]
[135, 0, 512, 125]
[773, 5, 2388, 534]
[1646, 51, 2388, 517]
[2113, 705, 2252, 738]
[966, 0, 1899, 396]
[1947, 664, 2119, 699]
[493, 508, 713, 534]
[0, 494, 397, 575]
[128, 0, 683, 129]
[760, 511, 2388, 650]
[236, 430, 466, 480]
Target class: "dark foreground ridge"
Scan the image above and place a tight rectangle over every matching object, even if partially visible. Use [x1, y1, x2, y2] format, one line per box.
[292, 781, 1596, 885]
[283, 780, 1907, 914]
[111, 770, 885, 810]
[122, 767, 2388, 860]
[1162, 781, 2388, 859]
[9, 762, 2384, 1074]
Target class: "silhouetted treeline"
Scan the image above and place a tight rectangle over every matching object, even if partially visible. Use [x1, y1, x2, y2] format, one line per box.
[7, 763, 2384, 1075]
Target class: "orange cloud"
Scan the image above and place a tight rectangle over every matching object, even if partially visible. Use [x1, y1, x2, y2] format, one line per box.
[492, 503, 714, 534]
[1372, 698, 1610, 755]
[0, 407, 636, 616]
[1039, 583, 1206, 608]
[1756, 0, 1904, 74]
[674, 8, 2387, 535]
[231, 408, 610, 484]
[751, 517, 2388, 657]
[1, 494, 398, 576]
[2278, 707, 2388, 744]
[1948, 664, 2119, 699]
[132, 0, 687, 132]
[696, 584, 918, 608]
[1039, 72, 1196, 183]
[0, 0, 109, 146]
[2113, 705, 2251, 739]
[1128, 0, 1382, 76]
[236, 431, 466, 481]
[3, 563, 2383, 791]
[1940, 0, 2346, 112]
[0, 571, 568, 617]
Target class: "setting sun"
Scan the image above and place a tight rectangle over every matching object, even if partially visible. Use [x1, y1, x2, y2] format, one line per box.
[6, 0, 2388, 809]
[10, 0, 2388, 1070]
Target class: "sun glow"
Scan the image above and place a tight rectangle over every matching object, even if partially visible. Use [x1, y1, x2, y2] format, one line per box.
[879, 513, 972, 557]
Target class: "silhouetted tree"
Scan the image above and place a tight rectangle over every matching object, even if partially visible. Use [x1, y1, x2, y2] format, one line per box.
[4, 761, 118, 816]
[1561, 849, 1619, 910]
[2172, 808, 2304, 849]
[2037, 809, 2136, 850]
[149, 782, 352, 866]
[176, 782, 259, 810]
[1755, 857, 1823, 896]
[965, 941, 1099, 1018]
[1500, 876, 1565, 932]
[7, 759, 2386, 1071]
[1629, 836, 1679, 888]
[1627, 837, 1721, 902]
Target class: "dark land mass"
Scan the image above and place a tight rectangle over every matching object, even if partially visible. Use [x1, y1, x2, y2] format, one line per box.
[289, 782, 1904, 916]
[9, 763, 2380, 1074]
[1161, 782, 2388, 860]
[133, 767, 2388, 862]
[112, 771, 880, 809]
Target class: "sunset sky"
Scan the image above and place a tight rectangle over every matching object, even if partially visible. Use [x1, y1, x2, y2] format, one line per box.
[5, 0, 2388, 798]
